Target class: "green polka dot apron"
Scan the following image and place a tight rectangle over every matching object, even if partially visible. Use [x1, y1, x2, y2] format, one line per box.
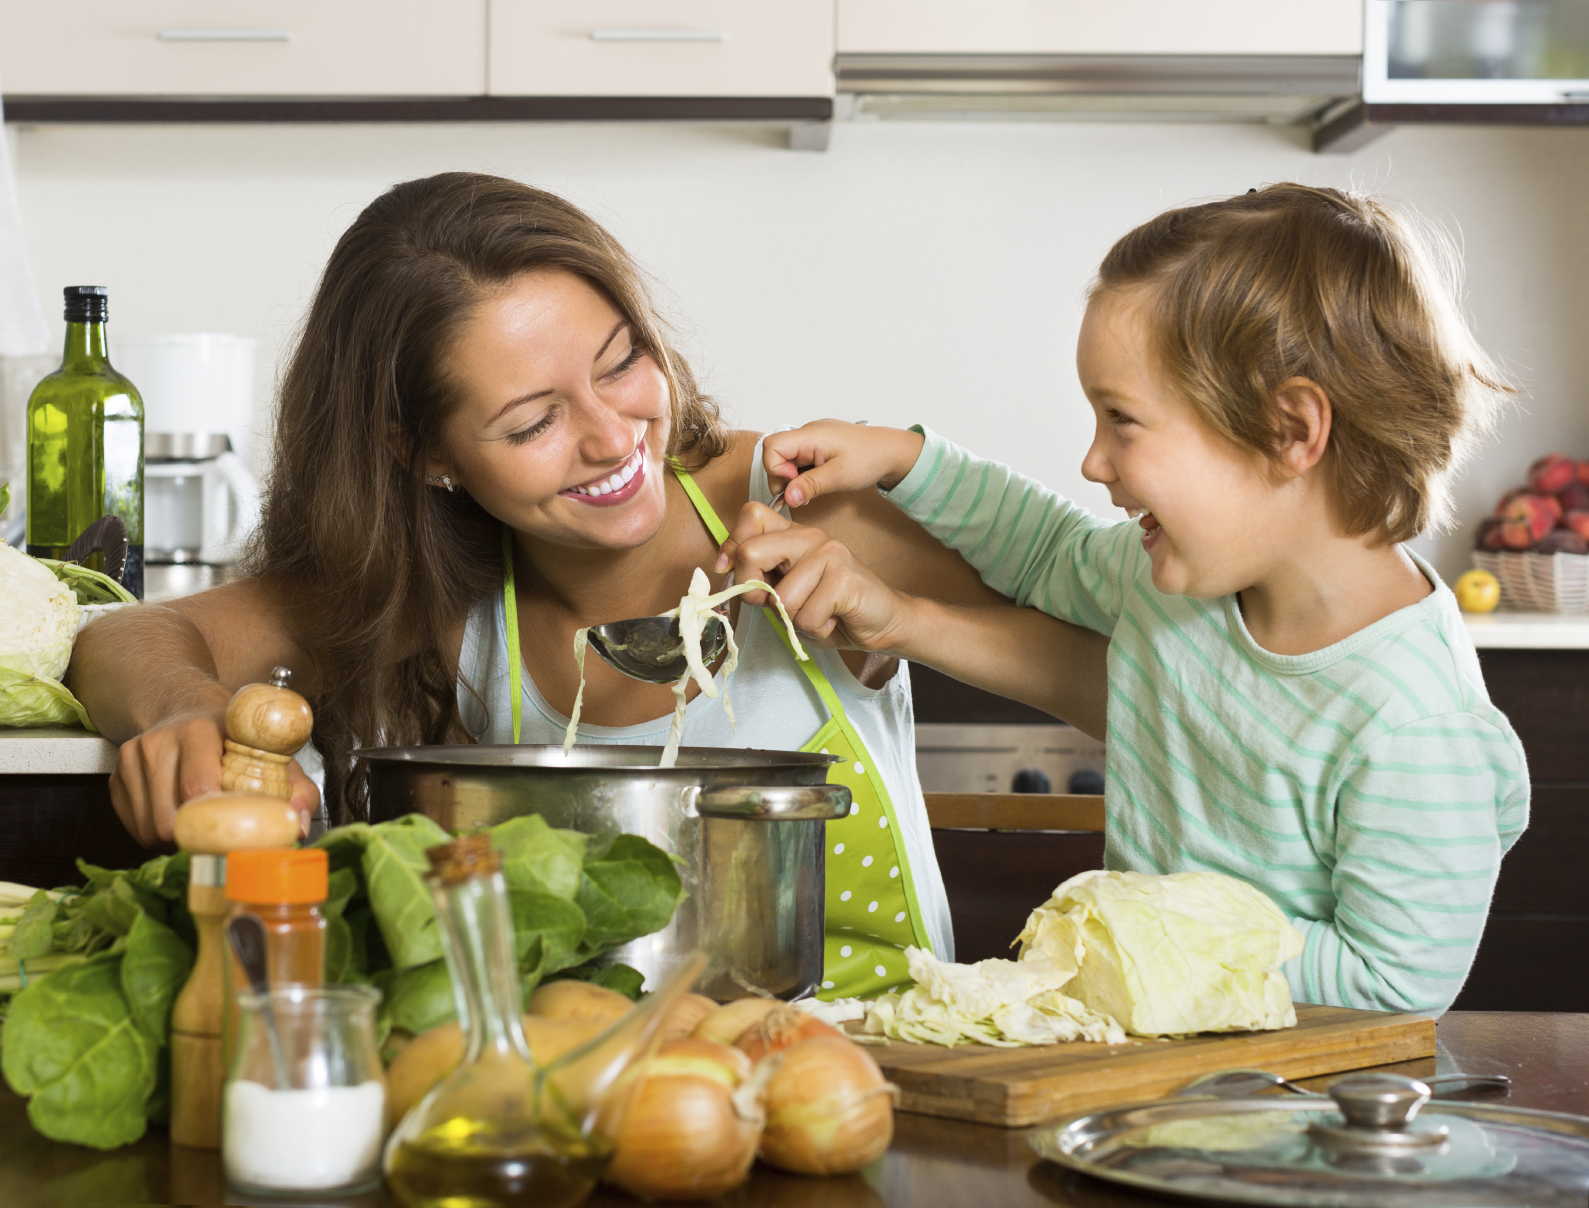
[499, 472, 932, 1001]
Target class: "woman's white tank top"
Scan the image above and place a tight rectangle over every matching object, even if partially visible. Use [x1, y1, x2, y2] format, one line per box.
[455, 438, 954, 962]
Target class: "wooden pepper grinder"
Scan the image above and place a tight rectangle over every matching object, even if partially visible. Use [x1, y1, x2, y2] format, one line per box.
[169, 669, 313, 1150]
[221, 666, 314, 798]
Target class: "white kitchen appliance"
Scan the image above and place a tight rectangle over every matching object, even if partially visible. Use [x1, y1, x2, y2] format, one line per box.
[111, 334, 260, 599]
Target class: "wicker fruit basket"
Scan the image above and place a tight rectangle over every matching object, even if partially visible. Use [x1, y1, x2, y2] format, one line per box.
[1471, 550, 1589, 613]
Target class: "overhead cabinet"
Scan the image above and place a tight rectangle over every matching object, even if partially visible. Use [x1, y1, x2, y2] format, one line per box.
[0, 1, 488, 96]
[489, 2, 834, 97]
[837, 0, 1363, 56]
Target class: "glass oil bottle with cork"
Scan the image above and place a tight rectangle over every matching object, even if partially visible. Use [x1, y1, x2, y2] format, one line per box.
[384, 833, 705, 1208]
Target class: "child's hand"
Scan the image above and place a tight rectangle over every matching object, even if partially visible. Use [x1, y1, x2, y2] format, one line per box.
[763, 421, 926, 509]
[715, 501, 915, 652]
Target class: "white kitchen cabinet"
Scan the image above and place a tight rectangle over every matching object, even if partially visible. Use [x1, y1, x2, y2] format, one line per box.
[0, 1, 486, 96]
[489, 1, 834, 97]
[837, 0, 1363, 57]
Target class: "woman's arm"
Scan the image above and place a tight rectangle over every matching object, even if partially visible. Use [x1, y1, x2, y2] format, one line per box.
[66, 577, 320, 846]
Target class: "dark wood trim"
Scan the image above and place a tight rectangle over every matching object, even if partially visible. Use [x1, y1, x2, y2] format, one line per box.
[924, 792, 1104, 832]
[1362, 101, 1589, 125]
[1, 95, 835, 124]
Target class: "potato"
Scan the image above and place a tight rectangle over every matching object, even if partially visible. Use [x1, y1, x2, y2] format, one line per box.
[529, 978, 634, 1025]
[385, 1014, 603, 1126]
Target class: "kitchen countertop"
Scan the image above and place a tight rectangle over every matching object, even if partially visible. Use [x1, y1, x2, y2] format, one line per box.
[1465, 610, 1589, 648]
[0, 1011, 1582, 1207]
[0, 726, 116, 774]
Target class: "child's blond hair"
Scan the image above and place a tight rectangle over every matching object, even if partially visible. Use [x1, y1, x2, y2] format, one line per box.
[1094, 183, 1511, 544]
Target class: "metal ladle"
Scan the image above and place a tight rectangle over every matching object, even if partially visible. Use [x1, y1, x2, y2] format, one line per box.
[1177, 1067, 1511, 1100]
[585, 479, 801, 685]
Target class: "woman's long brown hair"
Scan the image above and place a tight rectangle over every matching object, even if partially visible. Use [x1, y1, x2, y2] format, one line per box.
[247, 173, 730, 820]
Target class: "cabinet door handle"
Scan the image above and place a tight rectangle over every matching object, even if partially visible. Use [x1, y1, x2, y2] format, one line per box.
[589, 29, 725, 43]
[157, 29, 291, 42]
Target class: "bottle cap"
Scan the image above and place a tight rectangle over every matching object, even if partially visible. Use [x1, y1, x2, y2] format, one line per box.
[63, 285, 108, 323]
[226, 847, 328, 905]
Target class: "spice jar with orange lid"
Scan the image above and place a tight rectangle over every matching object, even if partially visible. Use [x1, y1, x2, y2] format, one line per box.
[224, 848, 329, 1057]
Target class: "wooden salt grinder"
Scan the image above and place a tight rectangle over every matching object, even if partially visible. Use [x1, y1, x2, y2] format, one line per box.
[169, 670, 313, 1150]
[220, 666, 315, 798]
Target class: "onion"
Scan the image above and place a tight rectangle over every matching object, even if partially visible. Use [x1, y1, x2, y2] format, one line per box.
[607, 1038, 771, 1201]
[694, 997, 780, 1046]
[759, 1037, 896, 1176]
[735, 1005, 844, 1063]
[660, 992, 720, 1043]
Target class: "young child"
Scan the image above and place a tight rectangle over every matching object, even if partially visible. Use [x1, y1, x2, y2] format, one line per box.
[752, 184, 1528, 1015]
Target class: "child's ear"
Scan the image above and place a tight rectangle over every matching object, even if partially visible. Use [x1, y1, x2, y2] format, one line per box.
[1272, 377, 1331, 479]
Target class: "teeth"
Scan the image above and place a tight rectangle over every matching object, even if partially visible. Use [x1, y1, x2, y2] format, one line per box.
[619, 463, 636, 485]
[607, 473, 625, 491]
[568, 445, 645, 496]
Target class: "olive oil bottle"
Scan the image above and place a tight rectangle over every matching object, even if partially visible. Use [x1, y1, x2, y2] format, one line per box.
[26, 286, 144, 597]
[384, 835, 701, 1208]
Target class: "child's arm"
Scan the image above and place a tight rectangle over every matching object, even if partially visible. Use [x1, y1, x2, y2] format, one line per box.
[719, 503, 1110, 737]
[1291, 717, 1528, 1014]
[765, 422, 1138, 634]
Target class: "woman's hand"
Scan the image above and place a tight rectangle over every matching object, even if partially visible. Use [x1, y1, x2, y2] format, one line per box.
[763, 421, 926, 509]
[716, 503, 918, 653]
[110, 709, 320, 847]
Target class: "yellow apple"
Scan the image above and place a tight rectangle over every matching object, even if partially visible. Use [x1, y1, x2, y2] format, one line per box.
[1455, 569, 1501, 614]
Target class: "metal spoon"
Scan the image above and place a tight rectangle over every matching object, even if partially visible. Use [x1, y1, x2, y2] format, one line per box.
[584, 478, 801, 685]
[227, 913, 291, 1091]
[1177, 1067, 1511, 1099]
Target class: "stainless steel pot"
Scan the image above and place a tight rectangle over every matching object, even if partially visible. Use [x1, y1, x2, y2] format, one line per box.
[361, 744, 851, 1002]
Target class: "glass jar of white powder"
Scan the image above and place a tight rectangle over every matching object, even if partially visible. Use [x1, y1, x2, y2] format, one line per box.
[223, 984, 386, 1196]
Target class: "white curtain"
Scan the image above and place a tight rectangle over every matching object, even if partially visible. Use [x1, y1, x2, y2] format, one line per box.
[0, 85, 47, 357]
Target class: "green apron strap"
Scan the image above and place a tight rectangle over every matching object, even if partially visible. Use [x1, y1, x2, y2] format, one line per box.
[502, 525, 523, 745]
[670, 461, 731, 545]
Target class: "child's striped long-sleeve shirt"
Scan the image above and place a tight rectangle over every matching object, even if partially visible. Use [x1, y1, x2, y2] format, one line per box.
[888, 427, 1529, 1014]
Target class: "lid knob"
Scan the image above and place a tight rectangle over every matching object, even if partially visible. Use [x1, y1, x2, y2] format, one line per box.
[1328, 1073, 1432, 1132]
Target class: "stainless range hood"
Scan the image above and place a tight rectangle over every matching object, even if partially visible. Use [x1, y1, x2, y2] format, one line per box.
[838, 53, 1362, 126]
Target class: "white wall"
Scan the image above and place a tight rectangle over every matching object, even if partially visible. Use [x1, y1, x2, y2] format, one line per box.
[8, 117, 1589, 584]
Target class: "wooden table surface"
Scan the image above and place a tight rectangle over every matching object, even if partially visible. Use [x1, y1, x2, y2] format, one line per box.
[0, 1011, 1583, 1207]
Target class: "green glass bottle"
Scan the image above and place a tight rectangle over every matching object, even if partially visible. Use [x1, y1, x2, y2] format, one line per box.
[26, 286, 145, 597]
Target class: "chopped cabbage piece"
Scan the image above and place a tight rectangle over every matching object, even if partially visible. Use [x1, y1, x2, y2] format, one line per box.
[1017, 869, 1304, 1037]
[862, 946, 1126, 1048]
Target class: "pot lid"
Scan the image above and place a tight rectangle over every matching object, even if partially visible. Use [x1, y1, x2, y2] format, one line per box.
[1029, 1073, 1589, 1207]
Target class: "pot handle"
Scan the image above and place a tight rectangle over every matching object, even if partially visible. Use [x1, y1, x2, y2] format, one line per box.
[694, 784, 852, 821]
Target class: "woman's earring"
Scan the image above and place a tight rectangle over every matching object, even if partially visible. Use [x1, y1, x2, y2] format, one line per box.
[425, 474, 456, 493]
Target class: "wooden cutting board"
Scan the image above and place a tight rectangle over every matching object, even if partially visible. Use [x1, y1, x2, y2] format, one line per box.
[857, 1003, 1435, 1127]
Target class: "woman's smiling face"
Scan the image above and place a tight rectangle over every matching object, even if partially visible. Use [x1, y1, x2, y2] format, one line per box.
[434, 269, 672, 550]
[1077, 287, 1285, 599]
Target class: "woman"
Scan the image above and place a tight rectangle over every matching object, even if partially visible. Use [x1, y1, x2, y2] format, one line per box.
[69, 173, 1107, 999]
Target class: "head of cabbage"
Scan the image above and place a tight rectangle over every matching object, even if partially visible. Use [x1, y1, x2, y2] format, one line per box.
[0, 542, 92, 729]
[1016, 869, 1304, 1037]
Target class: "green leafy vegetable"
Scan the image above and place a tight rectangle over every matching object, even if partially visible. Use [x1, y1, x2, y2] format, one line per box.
[1017, 869, 1305, 1037]
[574, 834, 685, 960]
[7, 890, 61, 959]
[37, 557, 138, 605]
[378, 959, 456, 1037]
[556, 962, 646, 1001]
[2, 953, 158, 1149]
[120, 914, 193, 1046]
[0, 666, 96, 730]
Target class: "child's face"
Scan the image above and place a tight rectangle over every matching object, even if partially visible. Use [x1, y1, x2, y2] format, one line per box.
[1077, 288, 1288, 599]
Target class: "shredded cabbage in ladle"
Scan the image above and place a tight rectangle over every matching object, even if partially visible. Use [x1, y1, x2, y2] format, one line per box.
[566, 568, 808, 767]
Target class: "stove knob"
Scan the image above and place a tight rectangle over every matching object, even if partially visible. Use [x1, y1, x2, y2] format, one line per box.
[1011, 768, 1052, 794]
[1067, 768, 1105, 795]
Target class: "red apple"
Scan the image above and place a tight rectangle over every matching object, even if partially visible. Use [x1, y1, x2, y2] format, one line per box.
[1538, 529, 1589, 555]
[1500, 493, 1558, 543]
[1559, 481, 1589, 513]
[1494, 485, 1532, 513]
[1477, 517, 1506, 551]
[1578, 460, 1589, 486]
[1564, 510, 1589, 541]
[1529, 454, 1578, 494]
[1499, 518, 1536, 550]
